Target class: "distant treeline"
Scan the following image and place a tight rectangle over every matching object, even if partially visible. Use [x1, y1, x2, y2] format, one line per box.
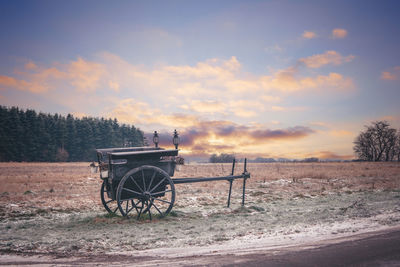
[249, 157, 321, 163]
[209, 154, 323, 163]
[209, 153, 235, 163]
[0, 106, 144, 162]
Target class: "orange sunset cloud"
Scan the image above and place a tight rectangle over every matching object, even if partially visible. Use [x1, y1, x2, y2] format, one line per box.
[332, 28, 348, 39]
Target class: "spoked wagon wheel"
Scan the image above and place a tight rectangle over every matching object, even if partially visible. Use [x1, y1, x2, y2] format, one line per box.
[100, 180, 119, 215]
[116, 165, 175, 220]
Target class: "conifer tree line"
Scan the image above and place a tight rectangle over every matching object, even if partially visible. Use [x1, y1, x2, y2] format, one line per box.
[0, 106, 144, 162]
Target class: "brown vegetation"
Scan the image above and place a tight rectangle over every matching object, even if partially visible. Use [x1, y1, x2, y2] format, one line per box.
[0, 162, 399, 258]
[1, 162, 399, 219]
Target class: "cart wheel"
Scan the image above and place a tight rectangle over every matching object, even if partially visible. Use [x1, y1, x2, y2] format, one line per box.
[100, 180, 119, 215]
[116, 165, 175, 219]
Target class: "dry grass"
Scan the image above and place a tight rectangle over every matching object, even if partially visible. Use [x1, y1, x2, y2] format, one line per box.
[1, 162, 400, 256]
[0, 161, 399, 218]
[177, 162, 400, 200]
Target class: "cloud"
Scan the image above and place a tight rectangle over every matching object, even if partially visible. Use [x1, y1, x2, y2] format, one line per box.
[250, 126, 314, 141]
[0, 75, 19, 88]
[126, 99, 316, 157]
[191, 123, 314, 157]
[108, 80, 120, 92]
[109, 98, 201, 128]
[331, 28, 348, 39]
[302, 31, 317, 39]
[261, 95, 281, 102]
[270, 105, 307, 112]
[99, 53, 354, 99]
[381, 66, 400, 80]
[271, 105, 285, 111]
[108, 99, 155, 125]
[1, 53, 354, 106]
[314, 151, 353, 160]
[161, 56, 240, 79]
[381, 71, 396, 80]
[1, 57, 109, 94]
[70, 112, 88, 118]
[1, 53, 355, 143]
[180, 99, 267, 118]
[330, 130, 353, 137]
[0, 75, 49, 93]
[24, 61, 37, 70]
[145, 119, 315, 157]
[299, 51, 355, 68]
[1, 65, 67, 94]
[67, 57, 106, 92]
[263, 67, 354, 92]
[189, 100, 226, 113]
[309, 121, 330, 130]
[264, 44, 284, 53]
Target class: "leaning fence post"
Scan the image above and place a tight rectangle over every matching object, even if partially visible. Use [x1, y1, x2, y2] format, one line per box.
[227, 180, 233, 207]
[227, 158, 235, 207]
[242, 158, 247, 206]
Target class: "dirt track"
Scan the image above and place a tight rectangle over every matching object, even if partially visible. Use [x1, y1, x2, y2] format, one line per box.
[1, 162, 400, 265]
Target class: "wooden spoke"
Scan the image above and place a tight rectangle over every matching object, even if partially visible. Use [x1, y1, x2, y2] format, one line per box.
[117, 165, 175, 219]
[122, 187, 142, 196]
[150, 198, 163, 216]
[149, 177, 166, 193]
[150, 189, 172, 196]
[130, 175, 144, 193]
[133, 199, 142, 213]
[141, 169, 146, 192]
[153, 198, 172, 205]
[147, 170, 157, 192]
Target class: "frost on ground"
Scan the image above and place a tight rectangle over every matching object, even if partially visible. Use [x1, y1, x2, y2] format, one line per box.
[0, 162, 399, 257]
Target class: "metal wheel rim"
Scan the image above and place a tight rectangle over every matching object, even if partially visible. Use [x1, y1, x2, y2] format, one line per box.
[116, 165, 175, 219]
[100, 180, 119, 215]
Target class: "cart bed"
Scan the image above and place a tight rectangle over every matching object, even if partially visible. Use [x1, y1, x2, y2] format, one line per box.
[96, 147, 178, 201]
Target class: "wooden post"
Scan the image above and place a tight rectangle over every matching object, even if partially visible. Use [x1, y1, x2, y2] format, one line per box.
[227, 159, 235, 207]
[242, 158, 247, 206]
[227, 180, 233, 207]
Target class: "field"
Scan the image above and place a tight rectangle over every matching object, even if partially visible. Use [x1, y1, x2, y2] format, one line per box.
[1, 162, 400, 265]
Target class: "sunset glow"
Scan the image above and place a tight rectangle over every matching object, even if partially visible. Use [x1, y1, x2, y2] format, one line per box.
[1, 1, 399, 160]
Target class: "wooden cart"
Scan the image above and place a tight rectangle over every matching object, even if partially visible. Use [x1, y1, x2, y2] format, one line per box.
[95, 144, 250, 219]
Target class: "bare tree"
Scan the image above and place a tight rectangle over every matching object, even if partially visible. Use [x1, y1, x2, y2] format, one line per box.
[353, 121, 398, 161]
[385, 128, 398, 161]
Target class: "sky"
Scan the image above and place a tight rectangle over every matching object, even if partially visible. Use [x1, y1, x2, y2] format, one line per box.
[1, 0, 400, 160]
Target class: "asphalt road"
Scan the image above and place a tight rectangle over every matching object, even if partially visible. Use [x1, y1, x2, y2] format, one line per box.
[1, 229, 400, 266]
[220, 229, 400, 266]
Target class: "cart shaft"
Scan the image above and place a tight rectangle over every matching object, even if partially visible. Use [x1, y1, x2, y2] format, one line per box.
[172, 158, 250, 207]
[172, 173, 249, 184]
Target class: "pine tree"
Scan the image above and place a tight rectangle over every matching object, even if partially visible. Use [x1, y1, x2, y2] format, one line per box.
[0, 106, 145, 162]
